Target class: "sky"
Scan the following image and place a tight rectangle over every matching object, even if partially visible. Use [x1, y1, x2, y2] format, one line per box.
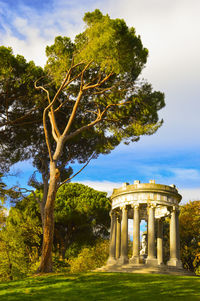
[1, 0, 200, 204]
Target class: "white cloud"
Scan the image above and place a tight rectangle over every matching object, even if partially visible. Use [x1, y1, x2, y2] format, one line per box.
[0, 0, 106, 66]
[171, 168, 200, 181]
[107, 0, 200, 148]
[179, 187, 200, 203]
[74, 180, 122, 196]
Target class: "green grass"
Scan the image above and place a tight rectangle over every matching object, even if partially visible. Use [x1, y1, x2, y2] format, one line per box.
[0, 272, 199, 301]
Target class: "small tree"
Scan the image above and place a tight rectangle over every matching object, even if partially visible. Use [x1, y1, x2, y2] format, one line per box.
[54, 183, 110, 259]
[179, 201, 200, 274]
[0, 206, 42, 280]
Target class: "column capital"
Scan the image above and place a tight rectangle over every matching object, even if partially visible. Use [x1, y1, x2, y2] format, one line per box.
[170, 206, 179, 213]
[147, 202, 156, 209]
[109, 210, 116, 217]
[116, 215, 121, 222]
[131, 203, 139, 209]
[120, 205, 128, 211]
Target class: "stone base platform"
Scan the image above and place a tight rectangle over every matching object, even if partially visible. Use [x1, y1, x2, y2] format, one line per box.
[96, 263, 195, 276]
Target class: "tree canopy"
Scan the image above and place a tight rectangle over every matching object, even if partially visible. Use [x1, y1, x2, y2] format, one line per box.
[54, 183, 110, 258]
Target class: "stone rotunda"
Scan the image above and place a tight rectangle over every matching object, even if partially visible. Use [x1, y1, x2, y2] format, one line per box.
[106, 180, 183, 272]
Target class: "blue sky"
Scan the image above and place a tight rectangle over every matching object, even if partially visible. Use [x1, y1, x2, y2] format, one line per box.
[1, 0, 200, 203]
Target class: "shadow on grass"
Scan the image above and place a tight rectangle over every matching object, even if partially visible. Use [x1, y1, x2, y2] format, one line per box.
[0, 273, 200, 301]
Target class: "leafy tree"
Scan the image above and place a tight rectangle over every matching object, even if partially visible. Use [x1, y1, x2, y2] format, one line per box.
[13, 183, 110, 260]
[54, 183, 110, 259]
[179, 201, 200, 274]
[1, 10, 165, 273]
[0, 206, 42, 280]
[0, 46, 45, 173]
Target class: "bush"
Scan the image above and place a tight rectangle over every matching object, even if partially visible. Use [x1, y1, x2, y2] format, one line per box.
[68, 239, 109, 273]
[52, 255, 70, 273]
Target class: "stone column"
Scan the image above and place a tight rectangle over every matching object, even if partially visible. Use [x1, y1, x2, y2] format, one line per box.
[130, 204, 140, 264]
[157, 218, 164, 265]
[176, 209, 181, 261]
[167, 207, 182, 268]
[107, 211, 117, 265]
[146, 204, 157, 265]
[116, 214, 121, 259]
[119, 206, 129, 264]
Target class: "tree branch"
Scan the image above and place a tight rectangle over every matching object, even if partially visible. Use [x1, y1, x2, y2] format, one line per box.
[48, 112, 58, 142]
[54, 98, 69, 113]
[0, 107, 40, 128]
[58, 152, 95, 188]
[34, 79, 51, 104]
[64, 115, 101, 143]
[62, 90, 83, 137]
[64, 101, 132, 142]
[83, 72, 113, 91]
[43, 105, 53, 162]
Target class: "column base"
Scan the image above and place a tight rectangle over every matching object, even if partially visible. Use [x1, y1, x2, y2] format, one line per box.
[167, 258, 182, 268]
[157, 261, 165, 267]
[129, 256, 140, 264]
[118, 256, 129, 265]
[107, 257, 117, 265]
[146, 257, 158, 266]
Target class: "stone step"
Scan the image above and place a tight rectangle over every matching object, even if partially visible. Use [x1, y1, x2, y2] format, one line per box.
[96, 264, 195, 276]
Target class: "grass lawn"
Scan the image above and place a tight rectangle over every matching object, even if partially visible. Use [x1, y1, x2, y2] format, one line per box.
[0, 272, 199, 301]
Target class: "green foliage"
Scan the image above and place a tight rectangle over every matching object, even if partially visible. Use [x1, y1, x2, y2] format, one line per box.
[55, 183, 110, 227]
[68, 239, 109, 273]
[0, 199, 6, 230]
[52, 255, 69, 273]
[75, 9, 148, 75]
[179, 201, 200, 274]
[0, 174, 6, 203]
[45, 9, 165, 149]
[54, 183, 111, 258]
[0, 206, 42, 281]
[0, 46, 46, 173]
[45, 36, 74, 84]
[0, 183, 110, 278]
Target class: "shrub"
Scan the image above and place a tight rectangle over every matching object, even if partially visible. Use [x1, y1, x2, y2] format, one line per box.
[68, 239, 109, 273]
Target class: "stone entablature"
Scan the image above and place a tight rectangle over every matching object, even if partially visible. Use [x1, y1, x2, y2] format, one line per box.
[111, 181, 182, 213]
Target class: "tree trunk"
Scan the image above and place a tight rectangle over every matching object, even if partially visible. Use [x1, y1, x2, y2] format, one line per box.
[38, 161, 60, 273]
[40, 174, 49, 229]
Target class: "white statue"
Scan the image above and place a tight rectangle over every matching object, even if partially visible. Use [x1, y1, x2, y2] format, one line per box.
[140, 233, 147, 255]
